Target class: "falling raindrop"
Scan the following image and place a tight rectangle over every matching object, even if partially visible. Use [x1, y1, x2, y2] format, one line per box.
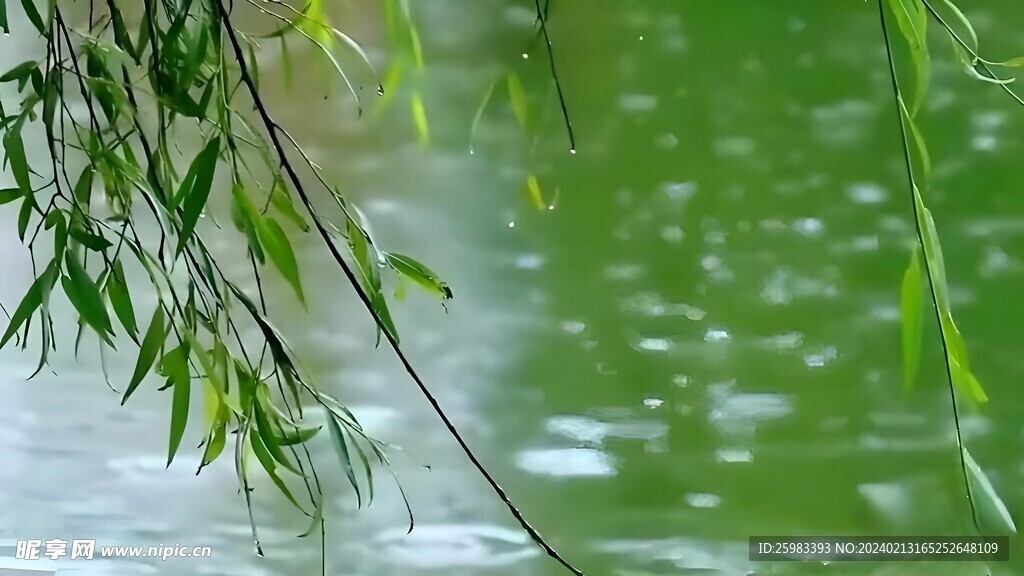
[376, 85, 385, 96]
[639, 35, 644, 40]
[508, 221, 516, 228]
[522, 53, 529, 59]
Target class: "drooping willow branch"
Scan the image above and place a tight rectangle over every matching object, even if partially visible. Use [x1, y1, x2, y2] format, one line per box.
[214, 1, 585, 573]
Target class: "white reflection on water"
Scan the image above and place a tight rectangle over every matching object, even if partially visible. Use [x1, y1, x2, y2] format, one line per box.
[515, 448, 617, 478]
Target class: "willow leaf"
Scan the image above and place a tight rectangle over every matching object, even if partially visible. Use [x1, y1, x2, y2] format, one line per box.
[900, 247, 923, 390]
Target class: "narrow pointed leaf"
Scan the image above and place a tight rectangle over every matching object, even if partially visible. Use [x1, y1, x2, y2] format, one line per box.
[63, 251, 114, 343]
[254, 215, 306, 305]
[507, 72, 529, 129]
[325, 407, 362, 507]
[122, 305, 166, 404]
[900, 248, 923, 390]
[176, 136, 220, 255]
[963, 448, 1017, 535]
[0, 260, 55, 349]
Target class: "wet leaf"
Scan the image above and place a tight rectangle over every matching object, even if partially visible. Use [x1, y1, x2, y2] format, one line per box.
[254, 215, 306, 305]
[526, 174, 545, 210]
[898, 95, 931, 184]
[900, 247, 922, 390]
[19, 0, 44, 35]
[297, 495, 324, 538]
[62, 251, 114, 344]
[0, 60, 38, 83]
[176, 136, 220, 255]
[249, 422, 305, 511]
[939, 0, 977, 53]
[122, 305, 166, 405]
[507, 71, 529, 129]
[0, 187, 21, 205]
[888, 0, 930, 116]
[269, 180, 309, 232]
[0, 260, 56, 349]
[325, 407, 362, 507]
[411, 91, 429, 146]
[963, 448, 1017, 535]
[107, 260, 138, 342]
[384, 252, 452, 300]
[164, 344, 192, 467]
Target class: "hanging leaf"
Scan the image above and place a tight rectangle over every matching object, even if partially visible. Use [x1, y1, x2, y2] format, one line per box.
[106, 260, 139, 342]
[900, 247, 923, 390]
[888, 0, 930, 116]
[254, 215, 306, 306]
[963, 448, 1017, 535]
[62, 251, 115, 345]
[248, 423, 306, 511]
[326, 407, 363, 507]
[0, 260, 56, 349]
[175, 136, 221, 255]
[164, 343, 192, 467]
[507, 71, 529, 129]
[122, 305, 167, 405]
[411, 91, 429, 146]
[384, 252, 452, 300]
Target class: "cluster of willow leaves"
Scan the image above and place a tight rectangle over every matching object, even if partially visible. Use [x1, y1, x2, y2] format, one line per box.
[0, 0, 463, 560]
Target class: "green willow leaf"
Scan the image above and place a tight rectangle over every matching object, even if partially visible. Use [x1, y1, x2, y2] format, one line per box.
[297, 495, 324, 538]
[900, 247, 923, 390]
[384, 252, 452, 300]
[72, 166, 93, 209]
[939, 0, 977, 53]
[274, 423, 322, 446]
[0, 260, 56, 349]
[254, 215, 306, 306]
[122, 305, 166, 405]
[249, 423, 305, 511]
[507, 71, 529, 130]
[175, 136, 221, 255]
[0, 60, 38, 83]
[326, 407, 362, 507]
[963, 448, 1017, 535]
[468, 79, 496, 154]
[4, 123, 32, 195]
[62, 251, 114, 344]
[17, 197, 32, 241]
[0, 0, 8, 34]
[0, 187, 21, 205]
[107, 261, 138, 342]
[898, 95, 931, 184]
[888, 0, 930, 116]
[411, 91, 429, 146]
[164, 344, 191, 467]
[268, 181, 309, 232]
[19, 0, 44, 35]
[230, 184, 265, 263]
[253, 392, 302, 475]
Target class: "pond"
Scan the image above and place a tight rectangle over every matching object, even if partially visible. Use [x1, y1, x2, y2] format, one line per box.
[1, 1, 1023, 575]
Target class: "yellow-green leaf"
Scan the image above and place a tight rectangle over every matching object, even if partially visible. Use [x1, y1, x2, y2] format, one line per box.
[507, 72, 529, 129]
[963, 448, 1017, 535]
[900, 248, 923, 390]
[888, 0, 930, 116]
[254, 215, 306, 306]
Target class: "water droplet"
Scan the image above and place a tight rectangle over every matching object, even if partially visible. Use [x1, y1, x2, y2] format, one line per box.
[569, 148, 576, 155]
[639, 35, 644, 40]
[643, 398, 663, 409]
[469, 149, 475, 155]
[3, 33, 9, 37]
[376, 85, 385, 96]
[522, 53, 529, 59]
[547, 205, 555, 210]
[508, 221, 515, 228]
